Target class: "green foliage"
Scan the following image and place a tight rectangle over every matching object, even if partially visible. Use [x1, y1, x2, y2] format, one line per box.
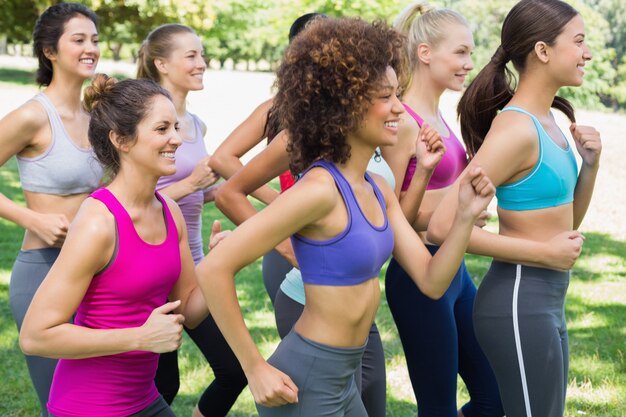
[0, 0, 624, 110]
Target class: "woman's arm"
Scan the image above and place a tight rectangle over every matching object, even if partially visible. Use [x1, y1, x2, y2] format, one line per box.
[382, 121, 444, 225]
[385, 167, 494, 299]
[164, 198, 210, 329]
[158, 155, 219, 202]
[427, 113, 584, 270]
[0, 101, 70, 245]
[19, 199, 184, 358]
[210, 98, 278, 205]
[197, 170, 338, 406]
[215, 131, 296, 265]
[569, 123, 601, 229]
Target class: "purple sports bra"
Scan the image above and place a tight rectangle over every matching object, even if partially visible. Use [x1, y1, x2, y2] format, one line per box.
[291, 160, 394, 286]
[400, 104, 468, 192]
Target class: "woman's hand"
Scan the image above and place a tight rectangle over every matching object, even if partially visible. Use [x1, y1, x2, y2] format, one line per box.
[208, 220, 231, 251]
[540, 230, 585, 270]
[138, 300, 184, 353]
[246, 359, 299, 407]
[29, 212, 70, 246]
[474, 210, 491, 228]
[570, 123, 601, 168]
[415, 124, 446, 172]
[457, 166, 495, 221]
[186, 155, 220, 192]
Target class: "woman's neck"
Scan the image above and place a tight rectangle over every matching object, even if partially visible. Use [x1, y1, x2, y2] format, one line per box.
[161, 79, 189, 117]
[403, 70, 444, 118]
[44, 76, 85, 114]
[510, 71, 560, 118]
[340, 139, 376, 184]
[108, 167, 159, 208]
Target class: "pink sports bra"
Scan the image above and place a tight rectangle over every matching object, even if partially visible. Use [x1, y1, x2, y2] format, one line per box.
[400, 104, 468, 192]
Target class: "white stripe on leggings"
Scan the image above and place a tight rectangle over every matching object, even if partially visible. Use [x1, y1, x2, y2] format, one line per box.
[513, 264, 533, 417]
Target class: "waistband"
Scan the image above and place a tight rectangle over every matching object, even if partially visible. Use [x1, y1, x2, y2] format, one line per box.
[488, 260, 570, 283]
[287, 330, 367, 361]
[15, 247, 62, 264]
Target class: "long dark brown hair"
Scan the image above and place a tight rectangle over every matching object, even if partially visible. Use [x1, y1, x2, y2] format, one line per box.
[457, 0, 578, 157]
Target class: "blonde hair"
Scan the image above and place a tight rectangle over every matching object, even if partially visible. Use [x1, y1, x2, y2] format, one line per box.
[394, 2, 468, 91]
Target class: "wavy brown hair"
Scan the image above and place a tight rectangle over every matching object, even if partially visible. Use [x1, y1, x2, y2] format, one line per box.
[274, 17, 405, 174]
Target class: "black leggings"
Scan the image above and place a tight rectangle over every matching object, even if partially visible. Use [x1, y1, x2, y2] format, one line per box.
[154, 314, 247, 416]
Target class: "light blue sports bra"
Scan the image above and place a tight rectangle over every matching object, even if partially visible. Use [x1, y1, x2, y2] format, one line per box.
[17, 93, 102, 195]
[496, 106, 578, 211]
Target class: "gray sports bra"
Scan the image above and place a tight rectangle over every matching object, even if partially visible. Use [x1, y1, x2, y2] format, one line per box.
[16, 93, 102, 195]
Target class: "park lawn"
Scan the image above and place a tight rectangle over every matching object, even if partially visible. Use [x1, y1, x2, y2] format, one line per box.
[0, 155, 624, 416]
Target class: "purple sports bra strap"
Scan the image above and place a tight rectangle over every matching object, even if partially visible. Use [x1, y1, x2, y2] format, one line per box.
[189, 113, 204, 143]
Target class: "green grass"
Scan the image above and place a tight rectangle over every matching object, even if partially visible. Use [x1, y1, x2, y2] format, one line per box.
[1, 161, 625, 415]
[1, 62, 624, 416]
[0, 68, 36, 86]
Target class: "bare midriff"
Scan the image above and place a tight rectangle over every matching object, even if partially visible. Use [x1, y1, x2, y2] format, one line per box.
[21, 190, 90, 249]
[497, 202, 573, 266]
[294, 276, 380, 348]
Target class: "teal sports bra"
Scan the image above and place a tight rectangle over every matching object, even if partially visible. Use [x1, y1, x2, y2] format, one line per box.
[495, 106, 578, 211]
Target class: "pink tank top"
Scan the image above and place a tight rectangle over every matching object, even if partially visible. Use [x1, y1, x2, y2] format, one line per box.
[157, 114, 207, 264]
[48, 188, 181, 417]
[400, 104, 468, 192]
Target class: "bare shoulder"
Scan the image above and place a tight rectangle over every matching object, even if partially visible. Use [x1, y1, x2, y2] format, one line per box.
[68, 197, 116, 248]
[293, 165, 340, 211]
[159, 193, 186, 237]
[485, 110, 537, 149]
[0, 98, 49, 140]
[195, 116, 208, 137]
[254, 97, 274, 115]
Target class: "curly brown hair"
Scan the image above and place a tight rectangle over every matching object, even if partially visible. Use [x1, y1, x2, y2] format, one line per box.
[274, 17, 405, 174]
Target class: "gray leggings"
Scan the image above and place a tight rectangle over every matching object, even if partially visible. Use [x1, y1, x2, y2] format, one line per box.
[274, 289, 386, 417]
[262, 249, 291, 305]
[257, 331, 368, 417]
[473, 261, 570, 417]
[9, 248, 61, 417]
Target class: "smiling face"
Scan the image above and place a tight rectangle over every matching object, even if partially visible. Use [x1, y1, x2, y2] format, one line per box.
[48, 15, 99, 81]
[157, 32, 206, 92]
[427, 22, 475, 91]
[124, 95, 182, 178]
[355, 66, 405, 148]
[547, 14, 592, 87]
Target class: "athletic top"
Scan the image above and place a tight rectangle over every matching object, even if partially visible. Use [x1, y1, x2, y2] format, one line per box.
[281, 150, 395, 193]
[16, 93, 102, 195]
[48, 188, 181, 417]
[156, 113, 208, 264]
[291, 160, 394, 286]
[280, 170, 296, 191]
[496, 106, 578, 211]
[280, 154, 395, 302]
[400, 104, 467, 192]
